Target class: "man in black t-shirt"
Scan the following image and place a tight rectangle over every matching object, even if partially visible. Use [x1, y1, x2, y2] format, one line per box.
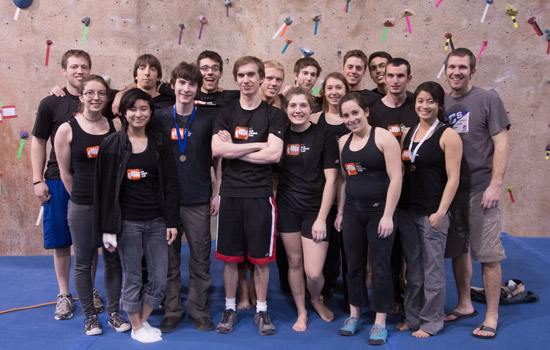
[212, 56, 285, 336]
[342, 50, 381, 108]
[368, 51, 393, 96]
[281, 57, 323, 112]
[155, 62, 220, 333]
[369, 58, 418, 142]
[31, 50, 95, 321]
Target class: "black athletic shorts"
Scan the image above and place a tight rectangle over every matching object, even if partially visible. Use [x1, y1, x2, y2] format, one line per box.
[277, 204, 331, 242]
[215, 196, 276, 265]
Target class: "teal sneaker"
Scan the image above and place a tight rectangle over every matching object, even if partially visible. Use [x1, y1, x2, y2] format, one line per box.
[368, 324, 388, 345]
[339, 317, 362, 336]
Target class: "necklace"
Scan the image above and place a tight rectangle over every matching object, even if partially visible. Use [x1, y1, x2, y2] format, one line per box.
[80, 112, 103, 123]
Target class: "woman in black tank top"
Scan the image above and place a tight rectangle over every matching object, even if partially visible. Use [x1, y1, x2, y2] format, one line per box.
[335, 93, 402, 345]
[396, 82, 462, 337]
[55, 75, 126, 335]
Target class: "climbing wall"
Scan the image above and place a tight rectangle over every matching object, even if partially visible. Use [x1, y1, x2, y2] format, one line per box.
[0, 0, 549, 255]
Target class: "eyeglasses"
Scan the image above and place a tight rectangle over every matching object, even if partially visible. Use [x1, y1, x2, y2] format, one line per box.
[199, 65, 220, 73]
[83, 90, 107, 98]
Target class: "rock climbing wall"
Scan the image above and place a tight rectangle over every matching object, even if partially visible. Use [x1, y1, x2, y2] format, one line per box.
[0, 0, 549, 255]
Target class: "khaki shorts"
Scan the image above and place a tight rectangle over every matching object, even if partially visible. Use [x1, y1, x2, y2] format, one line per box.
[444, 190, 506, 263]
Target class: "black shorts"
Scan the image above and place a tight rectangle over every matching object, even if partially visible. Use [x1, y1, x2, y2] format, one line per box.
[215, 196, 276, 265]
[277, 204, 331, 242]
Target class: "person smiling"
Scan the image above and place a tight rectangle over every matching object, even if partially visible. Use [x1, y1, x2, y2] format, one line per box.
[335, 93, 402, 345]
[55, 75, 126, 336]
[277, 87, 339, 332]
[395, 81, 462, 338]
[94, 88, 179, 343]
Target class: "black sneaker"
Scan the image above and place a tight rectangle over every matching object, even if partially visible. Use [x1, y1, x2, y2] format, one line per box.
[216, 309, 238, 334]
[84, 315, 102, 336]
[253, 311, 276, 335]
[192, 315, 214, 332]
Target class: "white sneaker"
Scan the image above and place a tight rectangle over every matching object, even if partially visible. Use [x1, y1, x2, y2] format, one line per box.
[142, 321, 162, 336]
[131, 327, 162, 343]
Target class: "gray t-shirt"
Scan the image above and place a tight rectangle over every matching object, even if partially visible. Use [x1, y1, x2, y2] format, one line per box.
[445, 86, 510, 191]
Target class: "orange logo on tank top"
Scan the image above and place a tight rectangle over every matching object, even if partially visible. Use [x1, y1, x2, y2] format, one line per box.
[86, 146, 99, 159]
[388, 124, 402, 136]
[402, 150, 411, 161]
[286, 144, 300, 156]
[127, 169, 142, 180]
[345, 163, 358, 176]
[234, 126, 249, 140]
[171, 128, 185, 140]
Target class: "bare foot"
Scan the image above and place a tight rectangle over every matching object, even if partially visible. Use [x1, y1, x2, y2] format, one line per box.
[237, 299, 250, 310]
[292, 313, 308, 332]
[311, 300, 334, 322]
[412, 329, 431, 338]
[249, 283, 257, 307]
[396, 322, 411, 331]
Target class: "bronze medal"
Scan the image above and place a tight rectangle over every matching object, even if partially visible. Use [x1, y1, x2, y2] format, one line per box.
[410, 164, 416, 172]
[179, 154, 187, 162]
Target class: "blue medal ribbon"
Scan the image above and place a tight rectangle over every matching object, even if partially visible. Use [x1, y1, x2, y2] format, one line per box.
[173, 104, 196, 156]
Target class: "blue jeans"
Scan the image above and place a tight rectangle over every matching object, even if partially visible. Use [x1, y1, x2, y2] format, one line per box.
[118, 217, 168, 313]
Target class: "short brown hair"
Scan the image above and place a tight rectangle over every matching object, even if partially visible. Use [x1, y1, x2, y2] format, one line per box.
[197, 50, 224, 72]
[170, 62, 203, 90]
[61, 49, 91, 70]
[283, 87, 316, 111]
[446, 47, 476, 71]
[233, 56, 265, 80]
[343, 49, 368, 69]
[293, 57, 321, 76]
[132, 54, 162, 82]
[264, 60, 285, 78]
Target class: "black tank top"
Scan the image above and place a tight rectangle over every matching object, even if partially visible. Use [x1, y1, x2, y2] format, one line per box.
[317, 112, 349, 143]
[341, 127, 389, 212]
[69, 116, 116, 205]
[401, 123, 448, 215]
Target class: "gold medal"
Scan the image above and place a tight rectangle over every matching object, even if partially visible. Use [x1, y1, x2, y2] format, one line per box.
[410, 164, 416, 172]
[179, 154, 187, 162]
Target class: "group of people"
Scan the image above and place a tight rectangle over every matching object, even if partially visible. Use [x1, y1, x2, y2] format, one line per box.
[31, 46, 509, 344]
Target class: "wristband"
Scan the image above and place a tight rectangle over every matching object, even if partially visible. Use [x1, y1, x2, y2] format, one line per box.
[336, 213, 343, 217]
[33, 180, 44, 185]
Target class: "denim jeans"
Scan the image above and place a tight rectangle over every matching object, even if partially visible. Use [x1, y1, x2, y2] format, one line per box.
[67, 201, 123, 317]
[118, 217, 168, 313]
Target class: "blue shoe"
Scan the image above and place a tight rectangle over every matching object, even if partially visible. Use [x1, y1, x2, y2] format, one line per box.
[368, 324, 388, 345]
[339, 317, 362, 336]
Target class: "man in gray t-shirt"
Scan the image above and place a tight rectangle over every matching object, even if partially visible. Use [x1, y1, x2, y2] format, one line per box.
[442, 48, 510, 340]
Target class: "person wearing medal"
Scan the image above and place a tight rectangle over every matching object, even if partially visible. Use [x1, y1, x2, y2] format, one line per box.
[154, 62, 220, 333]
[395, 81, 462, 338]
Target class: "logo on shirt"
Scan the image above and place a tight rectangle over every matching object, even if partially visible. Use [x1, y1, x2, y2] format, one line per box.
[446, 110, 470, 133]
[171, 128, 189, 140]
[345, 163, 358, 176]
[387, 124, 402, 137]
[127, 169, 148, 180]
[286, 144, 300, 156]
[86, 146, 99, 159]
[401, 150, 411, 161]
[234, 126, 249, 140]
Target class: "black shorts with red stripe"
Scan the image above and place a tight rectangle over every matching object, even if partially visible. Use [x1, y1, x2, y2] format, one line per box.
[215, 196, 277, 265]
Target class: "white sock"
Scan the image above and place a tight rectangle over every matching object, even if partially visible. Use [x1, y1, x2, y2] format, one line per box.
[131, 327, 162, 343]
[225, 297, 237, 311]
[142, 321, 162, 336]
[256, 300, 267, 313]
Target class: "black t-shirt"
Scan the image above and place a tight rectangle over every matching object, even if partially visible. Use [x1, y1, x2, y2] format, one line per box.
[316, 112, 350, 144]
[120, 142, 162, 220]
[213, 100, 285, 198]
[159, 83, 240, 106]
[155, 105, 216, 205]
[341, 128, 389, 212]
[32, 88, 80, 179]
[371, 87, 385, 97]
[369, 92, 419, 142]
[355, 89, 382, 108]
[277, 123, 339, 213]
[153, 93, 175, 109]
[68, 117, 116, 205]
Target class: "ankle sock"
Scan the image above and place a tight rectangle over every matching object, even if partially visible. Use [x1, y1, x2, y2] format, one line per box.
[131, 327, 162, 343]
[256, 300, 267, 313]
[225, 297, 237, 311]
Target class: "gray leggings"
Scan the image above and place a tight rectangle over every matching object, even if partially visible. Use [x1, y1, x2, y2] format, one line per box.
[67, 201, 123, 317]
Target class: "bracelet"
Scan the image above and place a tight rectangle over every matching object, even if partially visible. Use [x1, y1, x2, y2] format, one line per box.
[336, 213, 343, 217]
[33, 180, 44, 185]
